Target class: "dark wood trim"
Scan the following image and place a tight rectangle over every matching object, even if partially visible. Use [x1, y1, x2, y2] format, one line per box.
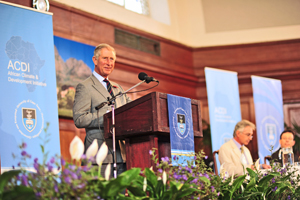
[193, 38, 300, 51]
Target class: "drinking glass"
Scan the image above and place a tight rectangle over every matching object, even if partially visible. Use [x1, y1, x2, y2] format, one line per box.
[279, 147, 294, 166]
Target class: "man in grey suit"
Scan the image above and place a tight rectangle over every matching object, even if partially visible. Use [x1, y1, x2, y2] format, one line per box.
[218, 120, 271, 176]
[73, 43, 131, 176]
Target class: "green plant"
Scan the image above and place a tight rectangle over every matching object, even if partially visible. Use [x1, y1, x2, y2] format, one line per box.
[149, 148, 220, 199]
[2, 122, 300, 200]
[219, 163, 300, 200]
[0, 124, 199, 200]
[124, 167, 199, 200]
[284, 122, 300, 162]
[0, 123, 141, 199]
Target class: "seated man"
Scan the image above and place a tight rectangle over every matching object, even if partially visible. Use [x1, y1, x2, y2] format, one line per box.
[219, 120, 271, 176]
[271, 129, 299, 164]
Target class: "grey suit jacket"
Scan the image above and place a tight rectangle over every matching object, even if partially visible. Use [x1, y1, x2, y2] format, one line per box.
[218, 139, 253, 176]
[73, 74, 131, 164]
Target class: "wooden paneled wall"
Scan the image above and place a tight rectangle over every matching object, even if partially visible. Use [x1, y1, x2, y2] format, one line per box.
[3, 0, 300, 163]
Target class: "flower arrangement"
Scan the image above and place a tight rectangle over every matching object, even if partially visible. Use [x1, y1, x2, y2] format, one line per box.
[218, 164, 300, 199]
[0, 124, 197, 200]
[1, 123, 300, 200]
[149, 148, 221, 199]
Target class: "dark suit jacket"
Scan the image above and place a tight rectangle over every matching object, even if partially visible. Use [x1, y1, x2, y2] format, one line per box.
[73, 74, 131, 164]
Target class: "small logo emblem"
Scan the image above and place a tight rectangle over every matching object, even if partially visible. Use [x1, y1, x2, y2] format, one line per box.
[265, 123, 276, 146]
[22, 108, 36, 132]
[177, 114, 186, 134]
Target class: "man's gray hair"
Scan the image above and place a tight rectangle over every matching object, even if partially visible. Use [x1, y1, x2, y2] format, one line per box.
[233, 120, 256, 137]
[93, 43, 116, 60]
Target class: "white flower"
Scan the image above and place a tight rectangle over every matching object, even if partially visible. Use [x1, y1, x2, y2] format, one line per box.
[143, 177, 147, 191]
[246, 173, 250, 181]
[229, 174, 234, 186]
[219, 163, 228, 179]
[69, 136, 84, 161]
[162, 171, 167, 185]
[255, 158, 260, 170]
[96, 142, 108, 166]
[149, 166, 153, 171]
[219, 163, 224, 174]
[105, 164, 111, 181]
[86, 139, 98, 160]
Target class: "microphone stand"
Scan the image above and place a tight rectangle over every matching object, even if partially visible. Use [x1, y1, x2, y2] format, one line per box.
[96, 80, 146, 178]
[110, 100, 117, 178]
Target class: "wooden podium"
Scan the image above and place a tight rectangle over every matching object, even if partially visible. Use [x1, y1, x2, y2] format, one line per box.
[104, 92, 202, 170]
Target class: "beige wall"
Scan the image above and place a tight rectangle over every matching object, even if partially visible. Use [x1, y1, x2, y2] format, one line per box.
[52, 0, 300, 47]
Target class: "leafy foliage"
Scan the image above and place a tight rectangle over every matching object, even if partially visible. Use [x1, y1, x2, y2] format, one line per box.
[1, 123, 300, 199]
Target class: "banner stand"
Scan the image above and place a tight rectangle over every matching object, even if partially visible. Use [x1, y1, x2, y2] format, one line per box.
[205, 67, 242, 173]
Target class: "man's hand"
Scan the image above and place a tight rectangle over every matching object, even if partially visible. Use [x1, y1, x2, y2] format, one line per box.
[262, 164, 271, 169]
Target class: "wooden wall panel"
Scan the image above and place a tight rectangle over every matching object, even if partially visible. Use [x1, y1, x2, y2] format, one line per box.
[194, 39, 300, 103]
[284, 103, 300, 127]
[240, 97, 258, 160]
[201, 103, 210, 123]
[160, 42, 194, 73]
[193, 40, 300, 71]
[2, 0, 30, 7]
[59, 118, 86, 163]
[282, 79, 300, 102]
[51, 2, 116, 46]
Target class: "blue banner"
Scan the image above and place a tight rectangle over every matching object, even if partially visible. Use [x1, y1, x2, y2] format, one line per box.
[252, 76, 283, 164]
[205, 67, 242, 172]
[167, 94, 195, 166]
[0, 2, 60, 170]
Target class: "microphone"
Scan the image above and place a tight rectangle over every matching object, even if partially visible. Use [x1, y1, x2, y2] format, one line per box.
[138, 72, 159, 83]
[95, 102, 107, 110]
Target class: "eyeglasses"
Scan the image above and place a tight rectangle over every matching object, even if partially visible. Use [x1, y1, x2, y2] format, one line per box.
[242, 133, 253, 139]
[281, 137, 294, 141]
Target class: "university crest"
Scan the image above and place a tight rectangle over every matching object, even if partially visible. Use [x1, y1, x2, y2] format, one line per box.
[177, 114, 186, 135]
[22, 108, 37, 132]
[265, 123, 276, 146]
